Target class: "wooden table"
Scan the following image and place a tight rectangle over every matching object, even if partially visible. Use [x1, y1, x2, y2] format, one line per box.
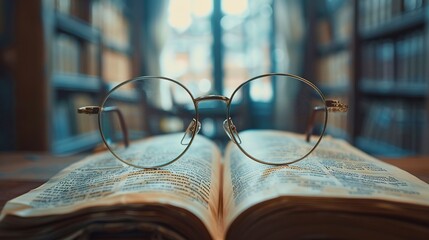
[382, 156, 429, 184]
[0, 152, 428, 210]
[0, 152, 87, 209]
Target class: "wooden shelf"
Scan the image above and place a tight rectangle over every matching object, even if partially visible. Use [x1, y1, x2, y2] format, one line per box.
[360, 81, 428, 98]
[102, 38, 131, 55]
[52, 73, 101, 92]
[319, 84, 350, 96]
[317, 40, 350, 56]
[360, 9, 426, 41]
[55, 12, 99, 42]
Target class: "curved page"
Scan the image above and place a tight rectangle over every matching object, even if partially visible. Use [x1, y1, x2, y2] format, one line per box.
[223, 130, 429, 239]
[1, 134, 222, 240]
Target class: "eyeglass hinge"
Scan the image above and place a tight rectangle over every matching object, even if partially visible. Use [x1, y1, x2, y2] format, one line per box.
[77, 106, 100, 114]
[326, 100, 348, 112]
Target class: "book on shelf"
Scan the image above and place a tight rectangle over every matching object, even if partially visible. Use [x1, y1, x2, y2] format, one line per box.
[82, 42, 99, 76]
[316, 0, 352, 46]
[330, 0, 353, 43]
[91, 0, 130, 49]
[71, 93, 99, 135]
[54, 0, 86, 20]
[358, 100, 426, 156]
[361, 29, 428, 91]
[1, 131, 429, 239]
[53, 33, 81, 74]
[53, 33, 100, 77]
[102, 49, 132, 86]
[316, 50, 351, 91]
[359, 0, 425, 32]
[52, 93, 98, 142]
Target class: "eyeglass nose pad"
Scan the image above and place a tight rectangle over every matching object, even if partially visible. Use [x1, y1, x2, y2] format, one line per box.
[223, 118, 242, 144]
[181, 118, 201, 145]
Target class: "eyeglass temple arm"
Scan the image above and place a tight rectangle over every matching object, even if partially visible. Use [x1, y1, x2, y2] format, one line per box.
[305, 100, 348, 142]
[78, 106, 130, 148]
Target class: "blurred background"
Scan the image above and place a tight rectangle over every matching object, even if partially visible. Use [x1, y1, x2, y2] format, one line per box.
[0, 0, 428, 158]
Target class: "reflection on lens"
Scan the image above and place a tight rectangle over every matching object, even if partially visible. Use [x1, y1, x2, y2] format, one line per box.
[228, 74, 327, 164]
[99, 77, 196, 168]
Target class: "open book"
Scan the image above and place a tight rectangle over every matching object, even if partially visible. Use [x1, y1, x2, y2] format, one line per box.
[1, 131, 429, 239]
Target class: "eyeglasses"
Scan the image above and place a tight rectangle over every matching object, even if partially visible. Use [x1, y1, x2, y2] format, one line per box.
[78, 73, 348, 169]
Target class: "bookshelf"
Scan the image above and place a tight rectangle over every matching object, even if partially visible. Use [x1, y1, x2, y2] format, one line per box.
[354, 0, 429, 157]
[306, 0, 353, 141]
[307, 0, 429, 157]
[8, 0, 140, 154]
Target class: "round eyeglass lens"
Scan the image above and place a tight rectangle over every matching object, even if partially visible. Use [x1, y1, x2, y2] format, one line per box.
[99, 77, 197, 168]
[228, 74, 327, 165]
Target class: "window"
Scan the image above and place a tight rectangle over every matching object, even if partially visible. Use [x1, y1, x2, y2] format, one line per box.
[160, 0, 275, 102]
[160, 0, 214, 97]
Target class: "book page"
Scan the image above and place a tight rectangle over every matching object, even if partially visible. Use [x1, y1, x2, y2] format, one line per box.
[1, 134, 222, 239]
[223, 130, 429, 228]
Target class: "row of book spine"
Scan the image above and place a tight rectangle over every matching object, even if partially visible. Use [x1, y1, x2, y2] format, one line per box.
[55, 0, 130, 48]
[314, 1, 353, 140]
[53, 1, 131, 80]
[359, 0, 426, 32]
[53, 93, 98, 141]
[361, 29, 428, 89]
[52, 0, 134, 149]
[53, 34, 99, 76]
[54, 0, 86, 20]
[360, 100, 426, 155]
[316, 0, 353, 46]
[53, 93, 146, 142]
[316, 50, 351, 90]
[53, 35, 131, 83]
[91, 0, 130, 49]
[102, 49, 132, 85]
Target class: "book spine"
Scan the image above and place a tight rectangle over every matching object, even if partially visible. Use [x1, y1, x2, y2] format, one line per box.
[359, 0, 426, 31]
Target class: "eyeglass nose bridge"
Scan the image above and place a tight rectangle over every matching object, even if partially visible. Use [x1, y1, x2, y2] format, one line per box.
[182, 95, 243, 145]
[194, 95, 230, 104]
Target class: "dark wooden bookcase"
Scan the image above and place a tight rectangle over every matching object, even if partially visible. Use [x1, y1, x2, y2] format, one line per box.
[305, 0, 353, 141]
[353, 0, 429, 157]
[10, 0, 141, 154]
[306, 0, 429, 157]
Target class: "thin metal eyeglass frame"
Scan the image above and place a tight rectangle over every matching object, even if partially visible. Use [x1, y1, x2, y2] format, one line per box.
[103, 76, 197, 169]
[228, 73, 328, 165]
[78, 73, 348, 168]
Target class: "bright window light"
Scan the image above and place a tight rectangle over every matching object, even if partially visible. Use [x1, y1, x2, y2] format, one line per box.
[250, 79, 273, 102]
[168, 0, 192, 32]
[222, 0, 248, 15]
[191, 0, 213, 17]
